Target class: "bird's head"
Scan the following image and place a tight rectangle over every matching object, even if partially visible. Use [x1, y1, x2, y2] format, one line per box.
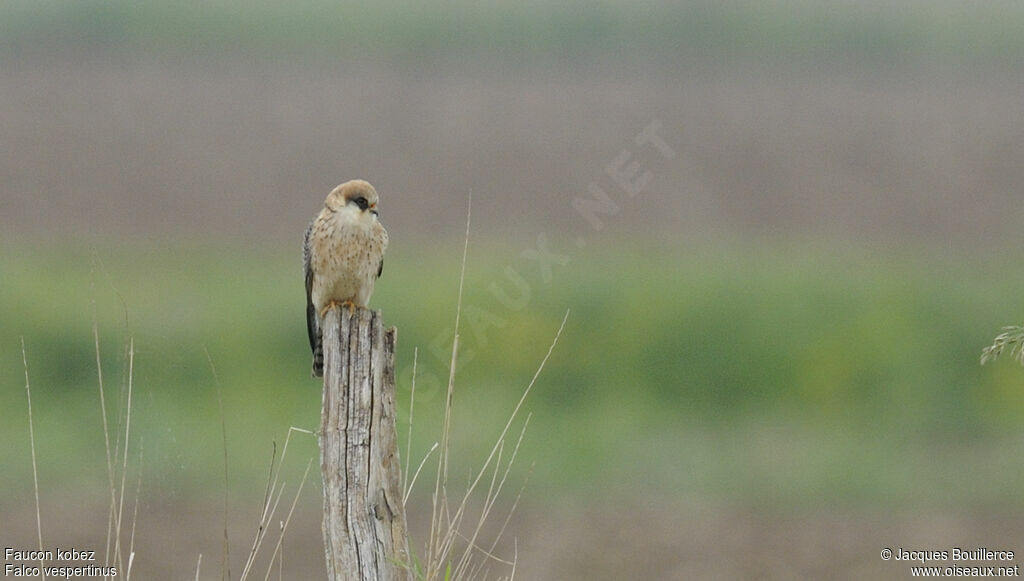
[324, 179, 381, 222]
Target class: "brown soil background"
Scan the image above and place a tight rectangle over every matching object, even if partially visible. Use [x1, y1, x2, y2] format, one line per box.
[3, 55, 1023, 251]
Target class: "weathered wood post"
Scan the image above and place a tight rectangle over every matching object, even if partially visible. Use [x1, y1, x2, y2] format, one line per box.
[319, 306, 411, 581]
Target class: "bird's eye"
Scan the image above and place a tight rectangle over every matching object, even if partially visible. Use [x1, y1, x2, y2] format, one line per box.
[352, 196, 369, 211]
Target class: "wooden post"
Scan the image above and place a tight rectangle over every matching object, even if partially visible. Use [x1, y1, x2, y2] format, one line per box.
[319, 306, 411, 581]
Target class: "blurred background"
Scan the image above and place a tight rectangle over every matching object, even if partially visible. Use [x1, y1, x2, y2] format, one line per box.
[3, 1, 1024, 579]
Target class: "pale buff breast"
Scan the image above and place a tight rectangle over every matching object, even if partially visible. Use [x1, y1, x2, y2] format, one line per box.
[310, 208, 387, 312]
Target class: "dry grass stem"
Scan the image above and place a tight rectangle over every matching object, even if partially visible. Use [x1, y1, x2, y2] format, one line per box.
[239, 426, 314, 581]
[404, 347, 419, 500]
[204, 346, 233, 581]
[112, 338, 135, 575]
[427, 192, 473, 577]
[126, 441, 143, 580]
[21, 337, 46, 581]
[260, 458, 313, 581]
[406, 442, 440, 507]
[419, 303, 568, 579]
[410, 189, 570, 579]
[92, 297, 118, 569]
[461, 420, 532, 581]
[90, 253, 138, 579]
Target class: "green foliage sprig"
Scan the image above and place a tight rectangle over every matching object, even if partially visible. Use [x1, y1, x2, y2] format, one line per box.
[981, 325, 1024, 366]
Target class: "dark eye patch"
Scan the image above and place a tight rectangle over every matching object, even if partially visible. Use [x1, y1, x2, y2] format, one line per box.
[352, 196, 369, 210]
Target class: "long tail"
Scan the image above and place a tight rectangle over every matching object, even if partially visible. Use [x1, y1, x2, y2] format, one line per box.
[312, 333, 324, 377]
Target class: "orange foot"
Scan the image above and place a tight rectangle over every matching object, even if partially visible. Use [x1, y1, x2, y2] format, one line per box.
[320, 299, 357, 318]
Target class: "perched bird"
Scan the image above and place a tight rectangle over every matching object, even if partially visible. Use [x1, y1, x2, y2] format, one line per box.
[303, 179, 389, 377]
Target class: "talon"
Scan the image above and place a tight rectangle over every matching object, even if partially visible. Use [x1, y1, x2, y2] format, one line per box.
[320, 300, 338, 318]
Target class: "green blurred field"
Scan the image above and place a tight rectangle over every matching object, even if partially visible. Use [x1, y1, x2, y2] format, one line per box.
[4, 241, 1024, 511]
[4, 0, 1024, 61]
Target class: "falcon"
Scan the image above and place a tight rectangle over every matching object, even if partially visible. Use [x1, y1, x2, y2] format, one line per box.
[303, 179, 389, 377]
